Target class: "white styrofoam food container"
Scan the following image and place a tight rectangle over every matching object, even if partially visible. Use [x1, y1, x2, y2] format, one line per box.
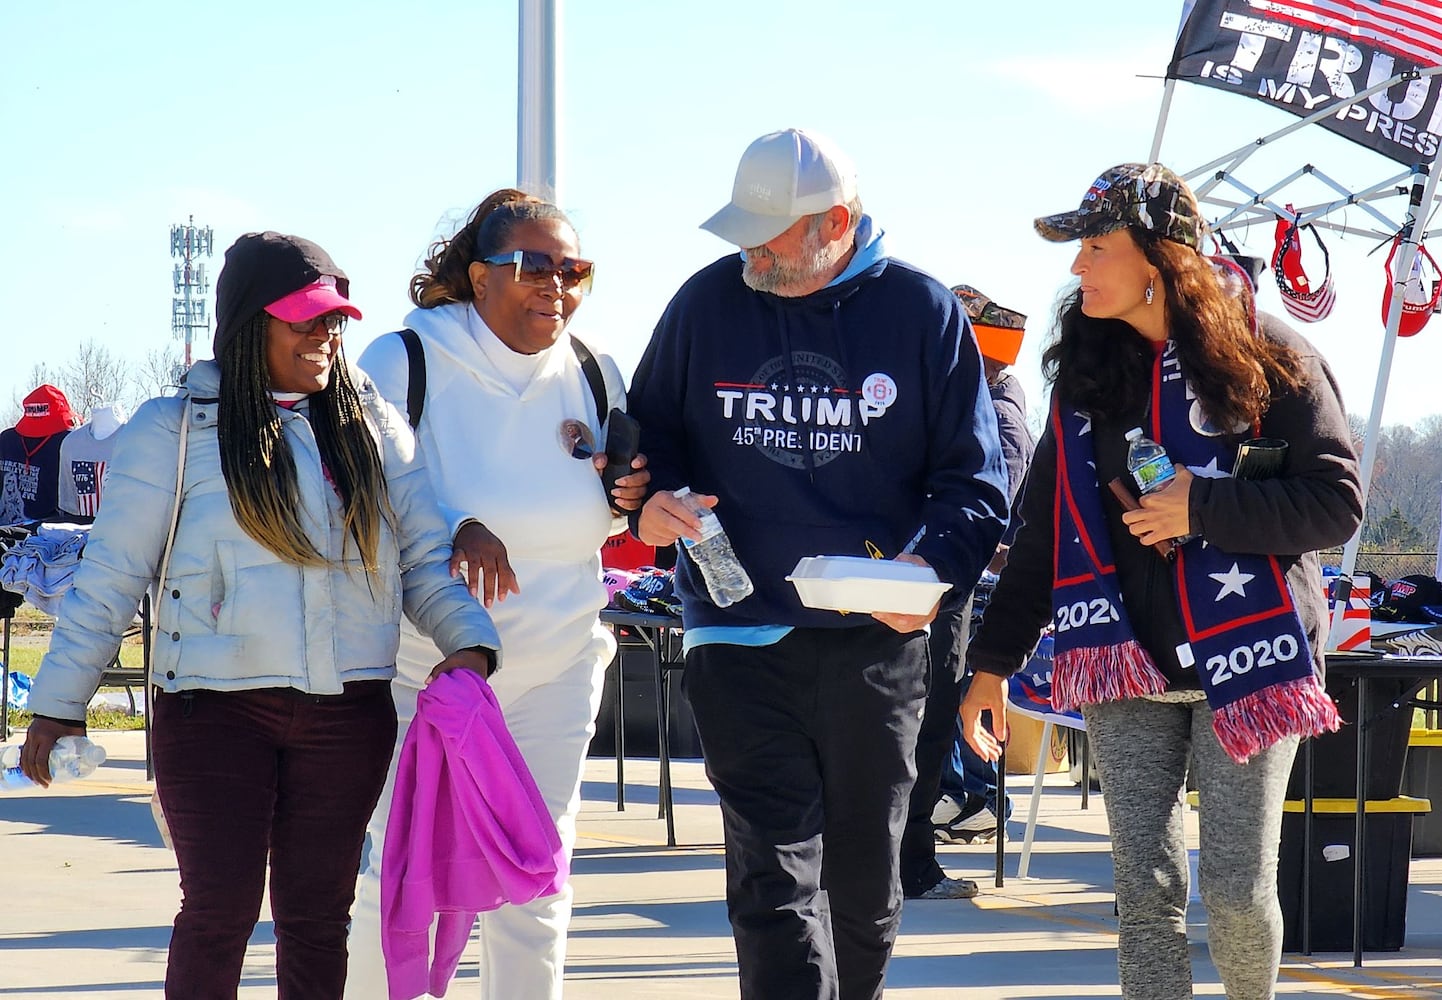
[787, 556, 950, 615]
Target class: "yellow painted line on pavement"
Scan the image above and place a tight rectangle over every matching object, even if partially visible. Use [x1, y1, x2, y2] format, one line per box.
[968, 894, 1118, 935]
[1279, 966, 1442, 998]
[969, 898, 1442, 1000]
[76, 782, 151, 795]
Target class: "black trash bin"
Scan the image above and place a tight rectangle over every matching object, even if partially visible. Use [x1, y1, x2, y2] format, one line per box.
[1276, 797, 1428, 952]
[1402, 730, 1442, 856]
[1286, 675, 1414, 801]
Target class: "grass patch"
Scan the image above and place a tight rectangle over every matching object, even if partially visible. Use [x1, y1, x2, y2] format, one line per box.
[6, 705, 146, 733]
[4, 644, 144, 677]
[5, 634, 148, 734]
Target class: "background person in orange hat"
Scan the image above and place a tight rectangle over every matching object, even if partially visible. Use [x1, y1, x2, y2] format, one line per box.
[927, 287, 1035, 847]
[901, 286, 1033, 898]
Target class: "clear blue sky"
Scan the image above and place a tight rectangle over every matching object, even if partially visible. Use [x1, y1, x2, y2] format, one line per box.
[3, 1, 1439, 430]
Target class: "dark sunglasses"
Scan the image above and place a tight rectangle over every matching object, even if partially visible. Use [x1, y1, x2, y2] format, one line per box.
[287, 312, 348, 336]
[481, 250, 595, 295]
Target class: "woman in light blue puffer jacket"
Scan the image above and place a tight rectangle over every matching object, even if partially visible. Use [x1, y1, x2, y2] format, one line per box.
[21, 232, 500, 1000]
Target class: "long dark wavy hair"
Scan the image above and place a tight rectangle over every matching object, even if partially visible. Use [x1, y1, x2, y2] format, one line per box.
[217, 312, 393, 571]
[409, 188, 576, 308]
[1041, 228, 1302, 430]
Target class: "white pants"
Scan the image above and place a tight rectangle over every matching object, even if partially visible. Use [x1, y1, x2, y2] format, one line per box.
[345, 625, 611, 1000]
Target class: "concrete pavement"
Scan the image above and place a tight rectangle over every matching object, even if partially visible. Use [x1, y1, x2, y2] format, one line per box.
[1, 730, 1440, 998]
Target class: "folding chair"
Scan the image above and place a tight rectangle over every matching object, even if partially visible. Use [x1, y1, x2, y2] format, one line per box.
[996, 634, 1091, 881]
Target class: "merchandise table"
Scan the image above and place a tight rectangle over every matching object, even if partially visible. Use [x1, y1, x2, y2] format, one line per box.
[1307, 652, 1442, 964]
[597, 608, 685, 846]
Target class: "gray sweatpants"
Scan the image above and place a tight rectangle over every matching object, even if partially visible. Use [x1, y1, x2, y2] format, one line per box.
[1082, 697, 1298, 1000]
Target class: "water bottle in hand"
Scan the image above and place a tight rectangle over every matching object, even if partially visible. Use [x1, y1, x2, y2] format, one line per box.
[674, 487, 754, 608]
[0, 735, 108, 790]
[1125, 428, 1176, 495]
[1124, 428, 1196, 545]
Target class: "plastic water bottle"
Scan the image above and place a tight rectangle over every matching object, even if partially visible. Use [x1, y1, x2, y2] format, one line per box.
[1124, 427, 1176, 495]
[0, 736, 107, 790]
[674, 487, 754, 607]
[1124, 428, 1196, 545]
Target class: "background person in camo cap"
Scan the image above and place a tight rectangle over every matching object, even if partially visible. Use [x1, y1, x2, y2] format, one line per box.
[961, 163, 1359, 1000]
[899, 285, 1033, 900]
[921, 287, 1035, 855]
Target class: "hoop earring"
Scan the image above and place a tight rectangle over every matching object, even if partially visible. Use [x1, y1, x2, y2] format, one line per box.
[1145, 277, 1155, 305]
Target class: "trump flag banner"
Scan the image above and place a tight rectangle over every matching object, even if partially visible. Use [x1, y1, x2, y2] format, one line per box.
[1167, 0, 1442, 164]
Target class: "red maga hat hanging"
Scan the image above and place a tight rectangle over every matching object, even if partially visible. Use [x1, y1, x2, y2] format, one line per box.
[1381, 237, 1441, 337]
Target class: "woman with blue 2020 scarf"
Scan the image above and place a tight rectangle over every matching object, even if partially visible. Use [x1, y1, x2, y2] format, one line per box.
[959, 163, 1361, 1000]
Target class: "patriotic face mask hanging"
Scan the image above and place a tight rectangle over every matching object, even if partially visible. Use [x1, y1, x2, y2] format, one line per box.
[1272, 211, 1337, 323]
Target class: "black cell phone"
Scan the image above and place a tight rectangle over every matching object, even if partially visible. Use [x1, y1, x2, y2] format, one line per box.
[601, 409, 641, 501]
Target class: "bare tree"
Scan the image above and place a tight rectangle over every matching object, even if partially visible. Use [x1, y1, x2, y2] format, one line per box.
[1361, 414, 1442, 552]
[57, 340, 132, 423]
[132, 345, 185, 405]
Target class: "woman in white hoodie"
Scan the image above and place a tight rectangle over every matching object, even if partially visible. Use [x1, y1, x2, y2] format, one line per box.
[346, 190, 648, 1000]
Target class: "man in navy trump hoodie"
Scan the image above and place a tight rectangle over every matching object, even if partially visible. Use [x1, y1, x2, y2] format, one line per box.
[629, 128, 1008, 1000]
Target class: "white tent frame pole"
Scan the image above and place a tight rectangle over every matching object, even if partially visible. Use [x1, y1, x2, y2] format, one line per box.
[1339, 164, 1442, 586]
[1200, 168, 1407, 235]
[1149, 79, 1177, 163]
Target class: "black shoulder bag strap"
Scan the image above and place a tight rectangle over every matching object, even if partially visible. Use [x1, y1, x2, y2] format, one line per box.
[568, 334, 609, 430]
[398, 329, 426, 430]
[397, 328, 607, 431]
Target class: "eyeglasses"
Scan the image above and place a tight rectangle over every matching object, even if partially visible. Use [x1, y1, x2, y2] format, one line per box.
[287, 312, 348, 336]
[480, 250, 595, 295]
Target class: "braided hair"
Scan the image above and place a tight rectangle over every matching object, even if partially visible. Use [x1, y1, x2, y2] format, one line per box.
[217, 312, 393, 571]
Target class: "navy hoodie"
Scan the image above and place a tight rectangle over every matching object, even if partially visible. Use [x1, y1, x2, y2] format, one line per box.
[628, 248, 1009, 631]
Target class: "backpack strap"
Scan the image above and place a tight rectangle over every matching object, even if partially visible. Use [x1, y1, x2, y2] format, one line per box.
[397, 327, 606, 431]
[398, 329, 426, 430]
[569, 335, 609, 429]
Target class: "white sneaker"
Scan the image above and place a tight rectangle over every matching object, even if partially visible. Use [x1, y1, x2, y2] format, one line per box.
[930, 793, 967, 827]
[935, 805, 998, 844]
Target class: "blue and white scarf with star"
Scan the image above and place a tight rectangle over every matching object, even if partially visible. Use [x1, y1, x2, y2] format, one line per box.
[1049, 342, 1340, 763]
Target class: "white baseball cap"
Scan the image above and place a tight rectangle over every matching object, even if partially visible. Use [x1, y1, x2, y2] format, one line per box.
[700, 128, 858, 248]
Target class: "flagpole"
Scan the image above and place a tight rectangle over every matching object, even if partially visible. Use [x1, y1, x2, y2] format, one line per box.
[517, 0, 560, 202]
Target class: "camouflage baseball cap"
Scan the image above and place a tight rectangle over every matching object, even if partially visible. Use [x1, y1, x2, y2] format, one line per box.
[950, 284, 1026, 330]
[951, 284, 1026, 366]
[1034, 163, 1205, 249]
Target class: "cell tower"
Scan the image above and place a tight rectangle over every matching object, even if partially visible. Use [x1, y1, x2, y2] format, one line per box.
[169, 216, 214, 375]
